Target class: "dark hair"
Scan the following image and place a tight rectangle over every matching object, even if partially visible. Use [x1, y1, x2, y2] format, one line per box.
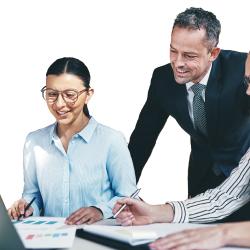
[172, 7, 221, 50]
[46, 57, 90, 116]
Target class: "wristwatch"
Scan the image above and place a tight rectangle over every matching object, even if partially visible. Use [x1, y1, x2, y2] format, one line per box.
[244, 75, 250, 86]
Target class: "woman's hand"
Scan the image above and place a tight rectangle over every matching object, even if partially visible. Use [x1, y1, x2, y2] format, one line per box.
[148, 221, 250, 250]
[149, 225, 227, 250]
[113, 198, 154, 226]
[149, 222, 250, 250]
[65, 207, 103, 225]
[113, 198, 174, 226]
[7, 198, 34, 220]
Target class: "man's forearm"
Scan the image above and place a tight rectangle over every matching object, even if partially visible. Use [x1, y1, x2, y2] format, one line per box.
[149, 204, 174, 223]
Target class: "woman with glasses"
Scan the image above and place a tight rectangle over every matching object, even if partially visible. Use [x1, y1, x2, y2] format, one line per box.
[7, 57, 137, 225]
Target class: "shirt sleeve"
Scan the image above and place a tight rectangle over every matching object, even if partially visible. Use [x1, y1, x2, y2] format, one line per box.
[22, 133, 43, 216]
[93, 131, 138, 219]
[167, 148, 250, 223]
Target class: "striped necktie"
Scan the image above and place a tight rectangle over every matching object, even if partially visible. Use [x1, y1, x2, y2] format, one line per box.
[191, 83, 222, 176]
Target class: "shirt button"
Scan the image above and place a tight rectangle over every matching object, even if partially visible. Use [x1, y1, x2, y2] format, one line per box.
[75, 135, 78, 137]
[65, 200, 68, 203]
[65, 179, 67, 182]
[72, 140, 75, 143]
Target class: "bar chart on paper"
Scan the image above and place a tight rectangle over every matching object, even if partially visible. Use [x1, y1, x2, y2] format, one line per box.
[17, 228, 76, 249]
[12, 216, 67, 230]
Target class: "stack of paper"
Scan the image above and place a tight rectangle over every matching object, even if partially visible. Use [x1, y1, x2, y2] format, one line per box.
[83, 222, 214, 246]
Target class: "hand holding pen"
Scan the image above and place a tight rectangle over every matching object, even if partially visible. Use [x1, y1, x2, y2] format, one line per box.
[7, 197, 36, 221]
[112, 188, 158, 226]
[113, 188, 141, 218]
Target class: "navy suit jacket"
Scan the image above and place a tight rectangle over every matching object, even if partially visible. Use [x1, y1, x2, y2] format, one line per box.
[129, 50, 250, 195]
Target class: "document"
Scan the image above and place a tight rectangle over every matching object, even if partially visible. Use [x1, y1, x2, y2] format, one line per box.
[12, 216, 66, 230]
[83, 222, 214, 246]
[17, 228, 76, 249]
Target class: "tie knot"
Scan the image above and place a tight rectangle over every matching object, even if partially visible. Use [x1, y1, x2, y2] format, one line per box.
[190, 83, 205, 96]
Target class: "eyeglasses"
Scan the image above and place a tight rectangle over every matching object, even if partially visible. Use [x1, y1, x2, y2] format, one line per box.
[244, 76, 250, 87]
[41, 86, 88, 103]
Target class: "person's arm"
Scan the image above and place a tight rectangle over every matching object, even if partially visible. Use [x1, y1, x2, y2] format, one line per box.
[92, 131, 138, 219]
[167, 147, 250, 223]
[22, 133, 43, 216]
[149, 221, 250, 250]
[129, 69, 169, 183]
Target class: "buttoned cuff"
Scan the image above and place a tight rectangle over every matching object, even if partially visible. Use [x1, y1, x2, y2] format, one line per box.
[166, 201, 189, 223]
[93, 204, 113, 220]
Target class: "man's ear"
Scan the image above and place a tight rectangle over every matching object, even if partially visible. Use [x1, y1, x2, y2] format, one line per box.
[209, 47, 220, 62]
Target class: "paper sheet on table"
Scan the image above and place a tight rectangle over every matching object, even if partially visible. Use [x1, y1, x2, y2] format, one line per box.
[84, 223, 215, 246]
[12, 216, 67, 230]
[17, 227, 76, 249]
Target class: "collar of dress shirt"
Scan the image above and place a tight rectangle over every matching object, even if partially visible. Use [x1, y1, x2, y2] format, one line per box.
[49, 116, 98, 144]
[185, 65, 212, 90]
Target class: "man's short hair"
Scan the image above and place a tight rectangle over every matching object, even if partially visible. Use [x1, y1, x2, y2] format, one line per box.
[173, 7, 221, 50]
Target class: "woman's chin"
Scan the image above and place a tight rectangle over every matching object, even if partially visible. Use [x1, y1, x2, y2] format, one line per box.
[56, 118, 72, 126]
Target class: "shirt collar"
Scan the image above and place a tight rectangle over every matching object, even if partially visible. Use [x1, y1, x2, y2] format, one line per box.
[49, 116, 98, 144]
[186, 65, 212, 90]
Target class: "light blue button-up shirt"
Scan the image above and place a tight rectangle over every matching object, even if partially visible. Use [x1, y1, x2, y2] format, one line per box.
[22, 117, 137, 219]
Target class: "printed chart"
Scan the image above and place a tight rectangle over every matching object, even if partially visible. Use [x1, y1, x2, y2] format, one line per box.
[12, 216, 67, 230]
[17, 228, 76, 249]
[25, 232, 69, 239]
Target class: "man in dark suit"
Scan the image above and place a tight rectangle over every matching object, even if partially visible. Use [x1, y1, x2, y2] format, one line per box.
[128, 7, 250, 222]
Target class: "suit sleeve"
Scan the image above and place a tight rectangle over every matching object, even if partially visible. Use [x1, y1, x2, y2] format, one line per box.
[129, 69, 169, 183]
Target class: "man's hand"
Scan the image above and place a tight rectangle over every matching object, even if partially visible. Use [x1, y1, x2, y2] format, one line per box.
[65, 207, 103, 225]
[113, 198, 174, 226]
[7, 198, 34, 220]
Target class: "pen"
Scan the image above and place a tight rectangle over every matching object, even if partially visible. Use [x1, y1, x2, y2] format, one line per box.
[18, 197, 36, 220]
[113, 188, 141, 219]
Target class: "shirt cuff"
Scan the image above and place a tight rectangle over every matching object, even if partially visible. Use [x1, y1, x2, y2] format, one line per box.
[93, 204, 113, 220]
[166, 201, 189, 223]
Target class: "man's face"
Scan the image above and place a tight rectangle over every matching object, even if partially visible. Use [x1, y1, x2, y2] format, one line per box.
[170, 26, 214, 84]
[245, 52, 250, 95]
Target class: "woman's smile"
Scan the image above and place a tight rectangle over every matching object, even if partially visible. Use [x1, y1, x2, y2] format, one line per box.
[56, 110, 70, 117]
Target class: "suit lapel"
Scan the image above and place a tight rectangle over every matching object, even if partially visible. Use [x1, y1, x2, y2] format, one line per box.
[205, 58, 222, 148]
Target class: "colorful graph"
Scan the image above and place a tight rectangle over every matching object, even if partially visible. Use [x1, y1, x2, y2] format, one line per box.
[13, 220, 59, 225]
[25, 233, 68, 240]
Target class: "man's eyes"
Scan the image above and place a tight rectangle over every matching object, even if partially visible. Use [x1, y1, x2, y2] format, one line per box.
[170, 50, 196, 58]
